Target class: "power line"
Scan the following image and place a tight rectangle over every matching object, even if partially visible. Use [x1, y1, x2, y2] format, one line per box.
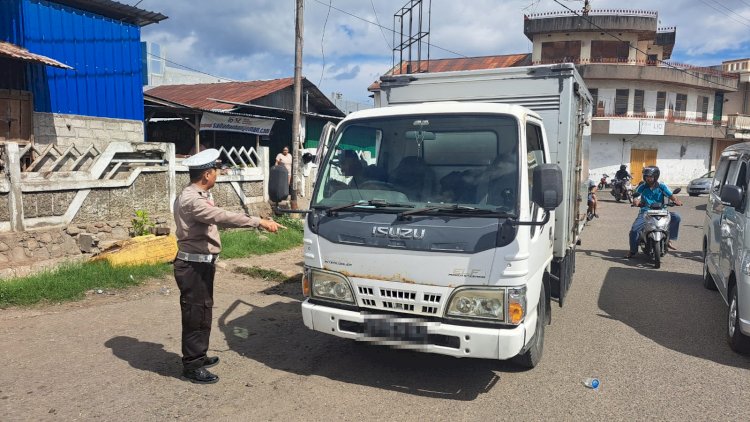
[146, 51, 234, 82]
[318, 0, 332, 87]
[551, 0, 739, 91]
[370, 0, 392, 50]
[699, 0, 750, 28]
[309, 0, 468, 58]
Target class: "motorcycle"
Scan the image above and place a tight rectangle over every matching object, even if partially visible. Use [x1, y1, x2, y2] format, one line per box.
[610, 178, 633, 203]
[598, 174, 610, 190]
[632, 188, 681, 269]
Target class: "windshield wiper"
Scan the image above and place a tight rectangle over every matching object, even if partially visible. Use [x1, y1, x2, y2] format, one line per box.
[398, 204, 508, 219]
[323, 199, 415, 216]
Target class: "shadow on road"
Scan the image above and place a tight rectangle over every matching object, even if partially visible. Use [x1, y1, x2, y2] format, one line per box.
[105, 336, 183, 379]
[217, 278, 505, 400]
[598, 267, 750, 369]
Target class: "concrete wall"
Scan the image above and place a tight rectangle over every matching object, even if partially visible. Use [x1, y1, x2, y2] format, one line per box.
[33, 112, 144, 149]
[589, 134, 711, 185]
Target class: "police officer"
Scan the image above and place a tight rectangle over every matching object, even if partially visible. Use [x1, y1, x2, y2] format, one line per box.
[174, 149, 282, 384]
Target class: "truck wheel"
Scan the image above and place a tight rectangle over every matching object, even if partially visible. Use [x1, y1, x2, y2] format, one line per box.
[513, 284, 546, 369]
[728, 285, 750, 354]
[703, 246, 718, 291]
[652, 239, 661, 269]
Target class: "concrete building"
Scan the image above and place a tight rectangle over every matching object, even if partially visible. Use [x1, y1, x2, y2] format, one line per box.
[716, 58, 750, 163]
[523, 9, 739, 184]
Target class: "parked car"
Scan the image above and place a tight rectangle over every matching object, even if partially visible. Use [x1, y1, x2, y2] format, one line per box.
[687, 170, 715, 196]
[703, 143, 750, 353]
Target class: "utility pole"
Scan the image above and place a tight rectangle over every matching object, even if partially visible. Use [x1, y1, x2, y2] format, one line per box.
[290, 0, 304, 209]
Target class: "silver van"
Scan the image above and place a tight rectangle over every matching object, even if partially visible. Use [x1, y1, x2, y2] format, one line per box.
[703, 142, 750, 353]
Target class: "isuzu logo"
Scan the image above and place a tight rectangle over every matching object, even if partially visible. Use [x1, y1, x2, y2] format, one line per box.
[372, 226, 426, 239]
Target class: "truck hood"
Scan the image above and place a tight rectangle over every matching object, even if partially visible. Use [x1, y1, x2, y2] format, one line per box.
[307, 212, 514, 287]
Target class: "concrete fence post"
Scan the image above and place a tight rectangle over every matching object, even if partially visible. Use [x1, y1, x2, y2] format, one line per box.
[5, 142, 25, 231]
[260, 146, 269, 202]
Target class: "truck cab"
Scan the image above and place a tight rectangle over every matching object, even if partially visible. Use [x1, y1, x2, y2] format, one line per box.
[294, 102, 563, 367]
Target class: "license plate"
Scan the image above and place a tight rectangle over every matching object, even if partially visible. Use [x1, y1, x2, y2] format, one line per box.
[363, 316, 428, 344]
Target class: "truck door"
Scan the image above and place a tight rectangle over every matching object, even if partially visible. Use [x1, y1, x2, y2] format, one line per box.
[526, 120, 557, 302]
[710, 157, 737, 294]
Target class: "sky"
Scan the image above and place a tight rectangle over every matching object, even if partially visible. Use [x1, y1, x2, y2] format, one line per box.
[138, 0, 750, 107]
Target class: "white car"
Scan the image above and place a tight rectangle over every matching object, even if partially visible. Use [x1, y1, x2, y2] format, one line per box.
[703, 143, 750, 353]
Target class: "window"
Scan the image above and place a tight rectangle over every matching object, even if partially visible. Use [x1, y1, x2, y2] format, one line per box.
[675, 94, 688, 119]
[634, 90, 645, 114]
[541, 41, 582, 63]
[656, 92, 666, 117]
[647, 54, 658, 65]
[699, 96, 709, 120]
[590, 41, 630, 63]
[590, 89, 601, 116]
[526, 123, 546, 235]
[713, 158, 732, 193]
[615, 89, 629, 116]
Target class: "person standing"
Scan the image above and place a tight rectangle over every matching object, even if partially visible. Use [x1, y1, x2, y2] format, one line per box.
[174, 149, 282, 384]
[275, 146, 293, 183]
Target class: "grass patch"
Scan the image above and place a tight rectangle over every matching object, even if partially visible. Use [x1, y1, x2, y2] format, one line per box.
[220, 215, 304, 259]
[0, 261, 171, 308]
[233, 266, 288, 282]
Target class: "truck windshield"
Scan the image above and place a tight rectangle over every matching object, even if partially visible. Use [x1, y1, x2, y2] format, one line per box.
[313, 114, 519, 215]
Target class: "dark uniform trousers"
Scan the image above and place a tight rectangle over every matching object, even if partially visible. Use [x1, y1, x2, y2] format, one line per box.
[174, 259, 215, 370]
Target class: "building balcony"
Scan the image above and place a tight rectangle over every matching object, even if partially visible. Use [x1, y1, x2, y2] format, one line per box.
[524, 10, 658, 40]
[539, 61, 741, 91]
[727, 114, 750, 139]
[591, 114, 725, 139]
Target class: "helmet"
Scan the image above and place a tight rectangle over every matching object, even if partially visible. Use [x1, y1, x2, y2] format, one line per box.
[620, 164, 627, 171]
[642, 166, 660, 181]
[588, 180, 597, 189]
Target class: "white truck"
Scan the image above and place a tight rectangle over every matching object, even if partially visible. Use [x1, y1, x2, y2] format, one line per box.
[273, 63, 591, 367]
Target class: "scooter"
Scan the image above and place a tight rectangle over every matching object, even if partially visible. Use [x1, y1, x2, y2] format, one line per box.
[598, 174, 610, 190]
[632, 188, 681, 269]
[611, 177, 633, 203]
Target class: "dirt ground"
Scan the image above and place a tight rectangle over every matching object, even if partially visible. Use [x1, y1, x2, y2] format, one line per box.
[0, 247, 308, 421]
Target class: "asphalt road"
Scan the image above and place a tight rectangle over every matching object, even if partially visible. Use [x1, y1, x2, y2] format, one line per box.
[2, 192, 750, 421]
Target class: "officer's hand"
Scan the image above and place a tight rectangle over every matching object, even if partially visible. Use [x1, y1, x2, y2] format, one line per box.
[259, 219, 286, 233]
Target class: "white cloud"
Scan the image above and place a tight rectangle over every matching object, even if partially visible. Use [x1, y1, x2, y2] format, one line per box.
[139, 0, 750, 102]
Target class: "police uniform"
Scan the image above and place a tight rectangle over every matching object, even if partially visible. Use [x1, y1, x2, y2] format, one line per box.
[174, 149, 261, 383]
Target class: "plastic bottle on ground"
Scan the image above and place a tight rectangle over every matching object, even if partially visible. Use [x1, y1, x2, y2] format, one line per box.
[583, 377, 600, 389]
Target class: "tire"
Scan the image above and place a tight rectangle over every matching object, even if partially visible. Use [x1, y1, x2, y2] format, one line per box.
[513, 284, 546, 369]
[598, 183, 604, 190]
[652, 239, 661, 269]
[703, 245, 718, 291]
[727, 285, 750, 354]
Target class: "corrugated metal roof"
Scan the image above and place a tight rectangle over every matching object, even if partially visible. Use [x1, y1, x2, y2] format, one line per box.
[0, 41, 72, 69]
[368, 54, 531, 91]
[52, 0, 167, 26]
[145, 78, 296, 111]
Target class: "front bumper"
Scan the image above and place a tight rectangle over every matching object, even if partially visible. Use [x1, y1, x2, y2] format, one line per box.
[687, 185, 710, 194]
[301, 299, 529, 360]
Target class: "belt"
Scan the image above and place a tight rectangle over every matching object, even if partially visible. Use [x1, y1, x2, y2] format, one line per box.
[176, 251, 218, 264]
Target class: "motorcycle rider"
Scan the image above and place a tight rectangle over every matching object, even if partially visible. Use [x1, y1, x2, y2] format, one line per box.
[624, 166, 683, 259]
[615, 164, 631, 181]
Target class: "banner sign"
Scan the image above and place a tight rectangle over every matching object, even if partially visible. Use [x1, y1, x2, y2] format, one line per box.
[609, 119, 665, 136]
[200, 112, 275, 135]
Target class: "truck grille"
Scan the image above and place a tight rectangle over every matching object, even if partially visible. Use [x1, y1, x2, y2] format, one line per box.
[354, 283, 446, 316]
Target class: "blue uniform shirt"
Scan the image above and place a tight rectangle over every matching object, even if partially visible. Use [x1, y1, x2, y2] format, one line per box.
[635, 182, 673, 211]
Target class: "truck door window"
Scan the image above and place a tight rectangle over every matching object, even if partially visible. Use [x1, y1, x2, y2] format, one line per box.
[526, 122, 546, 235]
[713, 158, 731, 193]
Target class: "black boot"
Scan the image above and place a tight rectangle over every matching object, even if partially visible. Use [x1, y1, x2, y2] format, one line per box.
[182, 367, 219, 384]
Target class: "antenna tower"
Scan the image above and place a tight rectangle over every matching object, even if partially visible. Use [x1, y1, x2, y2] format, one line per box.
[392, 0, 432, 74]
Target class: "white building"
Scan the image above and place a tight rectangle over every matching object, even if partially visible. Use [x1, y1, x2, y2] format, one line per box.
[523, 9, 739, 185]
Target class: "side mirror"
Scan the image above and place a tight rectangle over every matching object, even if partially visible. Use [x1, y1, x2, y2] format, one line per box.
[673, 187, 682, 195]
[268, 165, 289, 203]
[720, 185, 743, 209]
[532, 164, 563, 211]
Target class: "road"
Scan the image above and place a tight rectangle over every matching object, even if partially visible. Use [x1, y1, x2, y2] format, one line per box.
[1, 193, 750, 421]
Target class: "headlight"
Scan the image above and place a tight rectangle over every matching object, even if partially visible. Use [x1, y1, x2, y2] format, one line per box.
[309, 269, 354, 303]
[446, 288, 505, 322]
